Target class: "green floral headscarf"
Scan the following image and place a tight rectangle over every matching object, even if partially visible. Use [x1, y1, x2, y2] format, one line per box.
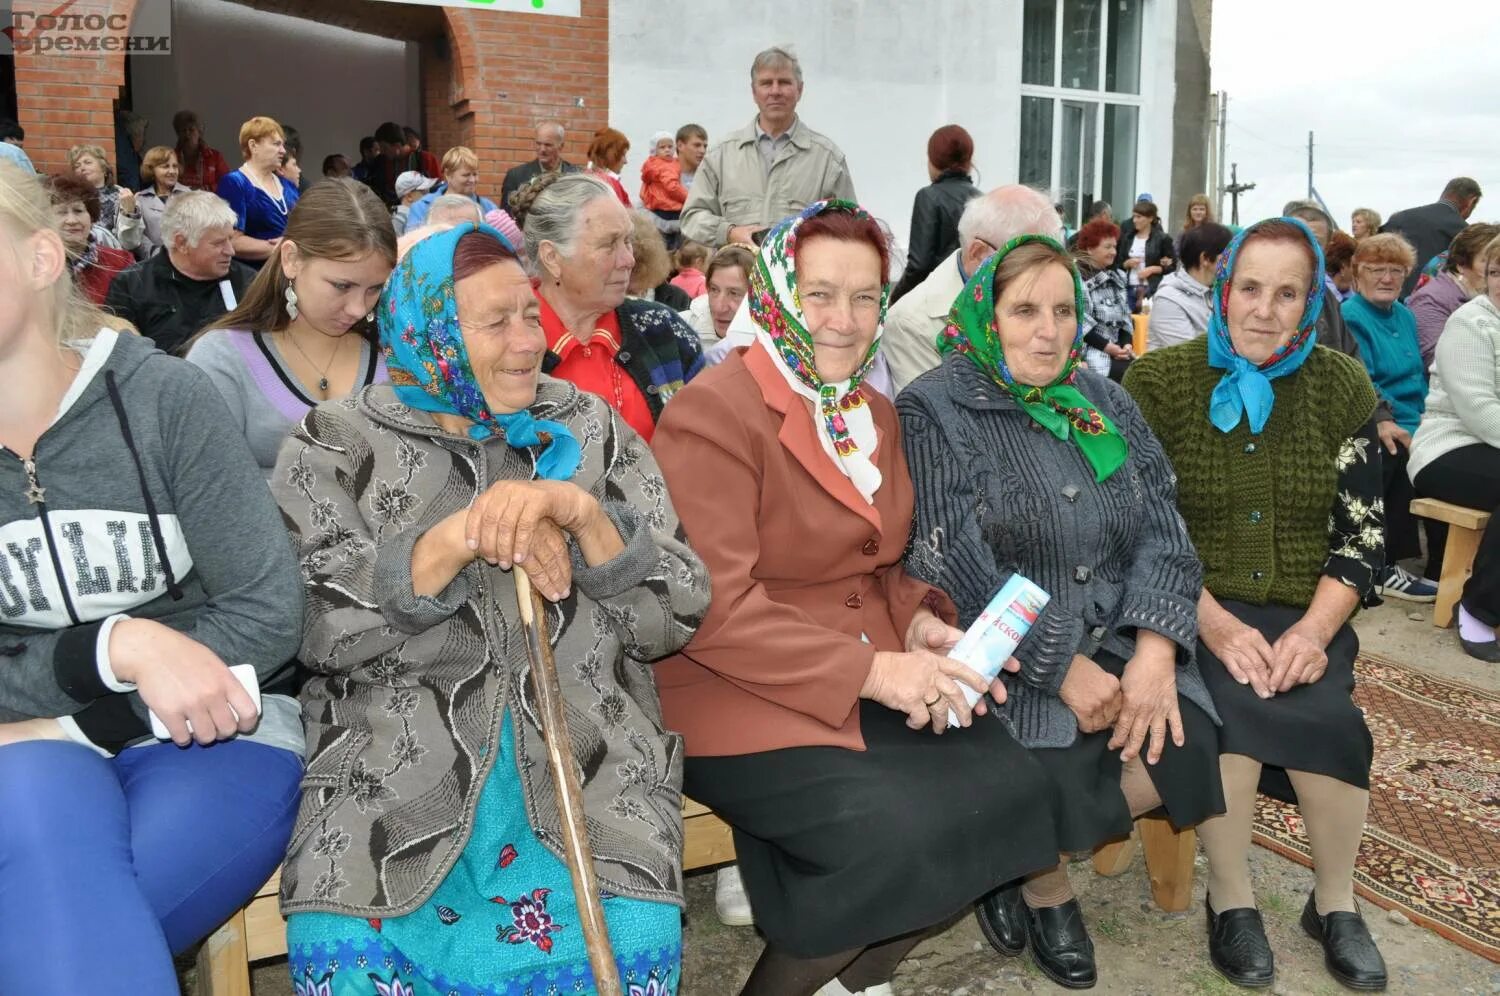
[937, 234, 1128, 482]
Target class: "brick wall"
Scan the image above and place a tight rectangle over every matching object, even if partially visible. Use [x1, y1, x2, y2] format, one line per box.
[11, 0, 608, 185]
[12, 0, 136, 175]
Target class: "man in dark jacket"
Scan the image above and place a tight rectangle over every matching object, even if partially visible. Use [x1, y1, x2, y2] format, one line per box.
[105, 191, 256, 355]
[1382, 177, 1482, 298]
[501, 120, 579, 211]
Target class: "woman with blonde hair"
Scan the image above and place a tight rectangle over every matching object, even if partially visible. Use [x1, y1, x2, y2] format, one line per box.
[136, 145, 189, 254]
[68, 142, 142, 252]
[186, 178, 396, 479]
[587, 126, 633, 207]
[0, 159, 305, 994]
[405, 145, 499, 229]
[1180, 193, 1214, 233]
[1351, 208, 1382, 240]
[215, 115, 300, 266]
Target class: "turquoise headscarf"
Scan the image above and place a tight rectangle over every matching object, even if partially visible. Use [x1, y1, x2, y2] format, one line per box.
[1206, 217, 1325, 434]
[380, 223, 581, 481]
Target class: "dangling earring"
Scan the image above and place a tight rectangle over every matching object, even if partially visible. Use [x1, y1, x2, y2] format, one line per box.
[365, 311, 375, 324]
[284, 284, 299, 320]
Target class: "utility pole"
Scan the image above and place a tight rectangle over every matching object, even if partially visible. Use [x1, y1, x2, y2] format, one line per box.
[1226, 163, 1256, 226]
[1216, 91, 1228, 219]
[1207, 93, 1219, 209]
[1307, 130, 1314, 199]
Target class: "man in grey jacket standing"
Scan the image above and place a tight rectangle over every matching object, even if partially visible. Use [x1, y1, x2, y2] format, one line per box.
[681, 46, 855, 248]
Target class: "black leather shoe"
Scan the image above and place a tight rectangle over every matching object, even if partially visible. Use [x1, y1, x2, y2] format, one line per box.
[1024, 899, 1096, 989]
[1300, 893, 1388, 991]
[974, 884, 1026, 956]
[1205, 902, 1274, 988]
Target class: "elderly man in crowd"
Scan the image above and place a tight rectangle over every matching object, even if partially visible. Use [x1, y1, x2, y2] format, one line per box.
[501, 120, 579, 211]
[104, 190, 256, 354]
[882, 185, 1062, 391]
[1383, 177, 1482, 298]
[681, 46, 855, 247]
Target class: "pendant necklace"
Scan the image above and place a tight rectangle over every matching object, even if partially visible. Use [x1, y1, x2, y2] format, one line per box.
[282, 328, 340, 392]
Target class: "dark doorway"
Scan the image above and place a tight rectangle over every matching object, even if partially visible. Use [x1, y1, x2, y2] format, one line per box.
[0, 55, 16, 123]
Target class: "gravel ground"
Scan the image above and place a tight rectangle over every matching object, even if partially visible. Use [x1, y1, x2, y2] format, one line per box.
[220, 601, 1499, 996]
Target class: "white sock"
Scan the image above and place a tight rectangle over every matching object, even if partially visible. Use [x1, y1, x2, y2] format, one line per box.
[1459, 604, 1497, 643]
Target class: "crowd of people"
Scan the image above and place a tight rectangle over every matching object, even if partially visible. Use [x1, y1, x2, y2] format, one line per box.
[0, 39, 1495, 996]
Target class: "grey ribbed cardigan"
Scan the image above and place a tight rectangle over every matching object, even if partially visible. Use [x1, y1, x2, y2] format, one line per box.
[898, 354, 1217, 749]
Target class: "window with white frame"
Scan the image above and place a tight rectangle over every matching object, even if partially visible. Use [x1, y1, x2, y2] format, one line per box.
[1019, 0, 1145, 231]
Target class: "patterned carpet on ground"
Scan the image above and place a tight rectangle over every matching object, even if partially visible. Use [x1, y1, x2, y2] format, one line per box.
[1252, 652, 1500, 963]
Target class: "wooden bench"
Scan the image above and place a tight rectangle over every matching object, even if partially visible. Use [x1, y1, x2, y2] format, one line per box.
[196, 798, 738, 996]
[1092, 813, 1196, 913]
[1410, 498, 1492, 627]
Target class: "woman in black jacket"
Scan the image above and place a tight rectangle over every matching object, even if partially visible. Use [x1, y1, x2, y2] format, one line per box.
[891, 124, 980, 302]
[1113, 199, 1175, 307]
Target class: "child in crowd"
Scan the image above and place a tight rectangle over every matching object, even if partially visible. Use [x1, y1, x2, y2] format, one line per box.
[640, 130, 688, 248]
[392, 170, 435, 236]
[671, 240, 709, 298]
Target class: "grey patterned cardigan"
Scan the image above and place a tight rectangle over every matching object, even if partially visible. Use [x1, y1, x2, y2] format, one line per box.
[271, 379, 710, 917]
[898, 354, 1217, 749]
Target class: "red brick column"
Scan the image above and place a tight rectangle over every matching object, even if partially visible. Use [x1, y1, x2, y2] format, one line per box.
[12, 0, 136, 174]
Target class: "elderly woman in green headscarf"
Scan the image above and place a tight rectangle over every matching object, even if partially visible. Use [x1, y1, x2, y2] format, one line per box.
[271, 222, 709, 995]
[900, 235, 1223, 991]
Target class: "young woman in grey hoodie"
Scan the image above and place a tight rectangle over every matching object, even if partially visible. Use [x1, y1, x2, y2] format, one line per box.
[0, 161, 305, 993]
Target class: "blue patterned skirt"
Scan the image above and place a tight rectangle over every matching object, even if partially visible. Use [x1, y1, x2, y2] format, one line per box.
[287, 713, 680, 996]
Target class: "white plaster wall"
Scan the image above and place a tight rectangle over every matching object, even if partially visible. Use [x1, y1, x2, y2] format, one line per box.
[128, 0, 418, 181]
[610, 0, 1181, 247]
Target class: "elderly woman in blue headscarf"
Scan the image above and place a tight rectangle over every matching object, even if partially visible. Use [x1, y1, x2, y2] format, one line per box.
[1125, 218, 1388, 992]
[271, 222, 710, 996]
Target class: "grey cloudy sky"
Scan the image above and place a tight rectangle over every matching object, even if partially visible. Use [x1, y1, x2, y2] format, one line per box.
[1210, 0, 1493, 229]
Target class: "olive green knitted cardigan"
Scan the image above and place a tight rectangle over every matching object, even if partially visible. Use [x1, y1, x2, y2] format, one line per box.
[1124, 337, 1377, 609]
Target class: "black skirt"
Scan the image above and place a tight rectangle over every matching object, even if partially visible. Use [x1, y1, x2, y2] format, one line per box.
[1028, 651, 1225, 853]
[1197, 599, 1373, 802]
[683, 700, 1060, 958]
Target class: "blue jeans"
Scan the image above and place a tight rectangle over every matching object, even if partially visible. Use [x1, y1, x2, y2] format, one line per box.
[0, 737, 302, 992]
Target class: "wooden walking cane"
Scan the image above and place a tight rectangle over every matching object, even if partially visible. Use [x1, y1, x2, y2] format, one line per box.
[513, 566, 624, 996]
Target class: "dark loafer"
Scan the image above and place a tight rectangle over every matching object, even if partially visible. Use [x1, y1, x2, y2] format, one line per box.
[1460, 635, 1500, 663]
[1024, 898, 1096, 990]
[1205, 902, 1274, 988]
[974, 884, 1026, 956]
[1300, 893, 1388, 991]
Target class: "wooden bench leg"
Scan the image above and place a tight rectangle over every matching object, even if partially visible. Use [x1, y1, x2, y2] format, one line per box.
[1436, 526, 1482, 628]
[1092, 833, 1137, 877]
[195, 909, 252, 996]
[1139, 814, 1196, 913]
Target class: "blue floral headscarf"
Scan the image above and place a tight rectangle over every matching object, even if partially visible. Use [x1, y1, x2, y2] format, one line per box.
[1206, 217, 1326, 435]
[380, 223, 581, 481]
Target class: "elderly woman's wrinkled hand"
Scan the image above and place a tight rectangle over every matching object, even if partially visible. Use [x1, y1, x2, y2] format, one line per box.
[862, 649, 995, 734]
[1059, 654, 1121, 734]
[1202, 615, 1276, 699]
[465, 479, 599, 601]
[1269, 623, 1329, 693]
[904, 607, 963, 655]
[1110, 654, 1183, 764]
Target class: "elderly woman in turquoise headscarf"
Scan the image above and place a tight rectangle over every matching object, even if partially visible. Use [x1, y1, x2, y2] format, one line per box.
[1125, 218, 1388, 992]
[653, 202, 1060, 996]
[270, 222, 710, 996]
[900, 235, 1222, 991]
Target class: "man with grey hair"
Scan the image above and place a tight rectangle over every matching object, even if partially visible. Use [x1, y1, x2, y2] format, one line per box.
[425, 194, 484, 229]
[883, 185, 1064, 390]
[501, 120, 580, 212]
[681, 46, 855, 247]
[105, 190, 255, 354]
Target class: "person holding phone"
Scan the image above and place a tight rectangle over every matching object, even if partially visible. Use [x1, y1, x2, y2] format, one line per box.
[0, 160, 305, 993]
[681, 46, 855, 248]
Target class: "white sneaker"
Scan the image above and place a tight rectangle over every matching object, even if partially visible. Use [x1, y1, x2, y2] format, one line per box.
[814, 980, 894, 996]
[714, 864, 755, 926]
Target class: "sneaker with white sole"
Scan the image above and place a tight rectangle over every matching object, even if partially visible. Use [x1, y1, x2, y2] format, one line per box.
[714, 864, 755, 926]
[1378, 565, 1438, 603]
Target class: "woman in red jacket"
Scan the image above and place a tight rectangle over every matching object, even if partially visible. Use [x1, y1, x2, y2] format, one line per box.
[46, 175, 133, 306]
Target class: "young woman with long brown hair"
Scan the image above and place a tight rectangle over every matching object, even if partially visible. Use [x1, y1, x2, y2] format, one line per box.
[186, 177, 397, 478]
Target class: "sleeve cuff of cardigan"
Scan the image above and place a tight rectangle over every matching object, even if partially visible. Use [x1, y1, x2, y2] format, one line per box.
[569, 503, 657, 602]
[1015, 605, 1086, 695]
[374, 523, 473, 635]
[1117, 589, 1199, 662]
[66, 692, 149, 755]
[55, 716, 114, 757]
